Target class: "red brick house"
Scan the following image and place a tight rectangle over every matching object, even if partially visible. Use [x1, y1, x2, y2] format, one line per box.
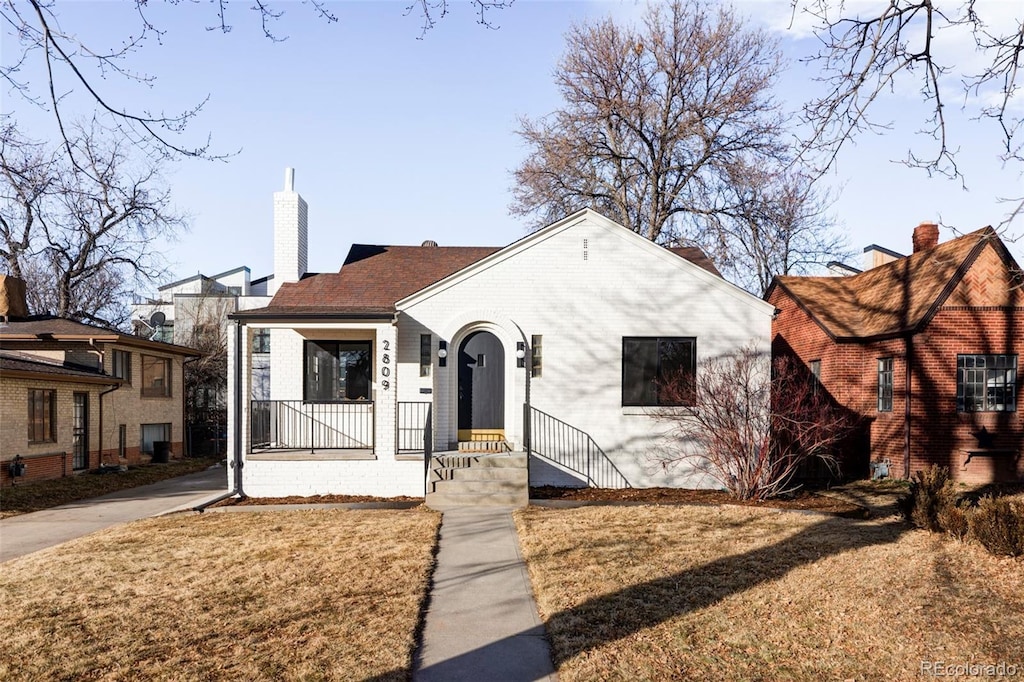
[766, 223, 1024, 485]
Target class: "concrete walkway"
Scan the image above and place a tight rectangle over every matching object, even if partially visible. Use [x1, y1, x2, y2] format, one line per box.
[414, 507, 557, 682]
[0, 465, 227, 562]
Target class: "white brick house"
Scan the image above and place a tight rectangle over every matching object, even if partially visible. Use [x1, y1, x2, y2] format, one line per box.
[226, 209, 774, 498]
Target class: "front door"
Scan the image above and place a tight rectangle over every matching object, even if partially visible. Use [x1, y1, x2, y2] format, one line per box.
[72, 392, 89, 470]
[457, 331, 504, 441]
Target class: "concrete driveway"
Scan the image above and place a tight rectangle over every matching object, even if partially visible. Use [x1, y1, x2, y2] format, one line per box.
[0, 465, 228, 563]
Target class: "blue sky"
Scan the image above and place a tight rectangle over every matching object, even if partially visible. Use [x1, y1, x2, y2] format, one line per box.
[4, 0, 1021, 285]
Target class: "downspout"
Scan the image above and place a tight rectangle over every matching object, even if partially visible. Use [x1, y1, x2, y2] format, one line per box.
[904, 334, 913, 479]
[194, 318, 244, 511]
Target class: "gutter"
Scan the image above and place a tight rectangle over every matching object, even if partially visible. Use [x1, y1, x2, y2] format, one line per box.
[195, 318, 245, 512]
[97, 381, 122, 466]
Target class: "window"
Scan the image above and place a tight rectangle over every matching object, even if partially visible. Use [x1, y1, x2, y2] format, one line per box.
[878, 358, 893, 412]
[112, 349, 131, 382]
[304, 341, 371, 401]
[622, 337, 696, 406]
[141, 355, 172, 397]
[28, 389, 56, 443]
[118, 424, 127, 459]
[252, 329, 271, 354]
[531, 335, 543, 378]
[958, 354, 1017, 412]
[140, 423, 171, 455]
[420, 334, 431, 377]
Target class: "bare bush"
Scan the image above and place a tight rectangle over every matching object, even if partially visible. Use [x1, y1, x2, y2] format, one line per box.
[653, 348, 855, 500]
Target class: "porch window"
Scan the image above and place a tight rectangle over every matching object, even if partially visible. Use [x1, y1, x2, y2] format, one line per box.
[253, 329, 271, 354]
[420, 334, 431, 377]
[304, 341, 372, 401]
[622, 337, 696, 406]
[957, 354, 1016, 412]
[877, 358, 893, 412]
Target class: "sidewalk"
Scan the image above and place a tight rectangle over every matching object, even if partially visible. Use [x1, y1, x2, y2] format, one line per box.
[0, 466, 227, 562]
[414, 507, 557, 682]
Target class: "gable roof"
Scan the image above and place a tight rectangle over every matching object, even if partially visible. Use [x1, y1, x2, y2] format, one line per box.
[767, 226, 1017, 340]
[235, 209, 731, 320]
[0, 315, 200, 356]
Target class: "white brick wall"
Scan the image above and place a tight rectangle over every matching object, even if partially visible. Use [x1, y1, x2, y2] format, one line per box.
[242, 458, 424, 498]
[399, 211, 774, 488]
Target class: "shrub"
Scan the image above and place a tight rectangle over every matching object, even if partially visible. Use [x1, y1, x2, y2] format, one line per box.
[900, 465, 954, 532]
[937, 496, 970, 541]
[968, 496, 1024, 557]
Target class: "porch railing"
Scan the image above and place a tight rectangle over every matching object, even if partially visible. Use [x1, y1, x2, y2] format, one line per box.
[397, 401, 432, 453]
[250, 400, 374, 451]
[527, 406, 631, 489]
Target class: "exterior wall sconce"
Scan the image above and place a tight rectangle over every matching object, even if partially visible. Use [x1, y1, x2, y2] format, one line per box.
[438, 340, 448, 367]
[516, 341, 526, 368]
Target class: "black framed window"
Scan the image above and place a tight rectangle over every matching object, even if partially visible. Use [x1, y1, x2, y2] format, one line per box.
[28, 389, 56, 443]
[877, 358, 893, 412]
[531, 334, 543, 378]
[622, 337, 696, 406]
[420, 334, 431, 377]
[252, 329, 271, 354]
[957, 354, 1016, 412]
[304, 341, 372, 401]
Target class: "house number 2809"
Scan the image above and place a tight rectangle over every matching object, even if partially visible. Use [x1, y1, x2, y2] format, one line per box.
[380, 340, 392, 390]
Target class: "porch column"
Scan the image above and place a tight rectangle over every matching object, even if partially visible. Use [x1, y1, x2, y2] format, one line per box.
[226, 321, 252, 489]
[375, 322, 398, 458]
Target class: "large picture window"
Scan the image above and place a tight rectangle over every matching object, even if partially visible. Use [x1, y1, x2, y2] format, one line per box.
[622, 337, 696, 406]
[28, 389, 56, 443]
[304, 341, 372, 401]
[958, 354, 1016, 412]
[141, 355, 172, 397]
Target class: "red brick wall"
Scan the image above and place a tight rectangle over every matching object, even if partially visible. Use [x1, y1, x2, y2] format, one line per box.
[769, 285, 1024, 484]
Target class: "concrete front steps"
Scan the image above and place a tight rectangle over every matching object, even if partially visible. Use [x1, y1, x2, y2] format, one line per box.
[426, 451, 529, 509]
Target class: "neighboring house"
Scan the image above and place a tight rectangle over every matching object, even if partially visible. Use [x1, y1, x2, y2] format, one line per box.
[0, 304, 199, 487]
[130, 168, 310, 404]
[227, 208, 775, 499]
[767, 222, 1024, 485]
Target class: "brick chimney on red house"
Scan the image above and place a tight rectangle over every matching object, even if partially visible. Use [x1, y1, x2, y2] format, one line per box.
[913, 222, 940, 252]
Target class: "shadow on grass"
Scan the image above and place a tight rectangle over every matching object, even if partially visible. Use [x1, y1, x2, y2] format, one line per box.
[361, 511, 908, 682]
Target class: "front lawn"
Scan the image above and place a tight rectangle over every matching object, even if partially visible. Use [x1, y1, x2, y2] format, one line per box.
[515, 505, 1024, 681]
[0, 509, 439, 681]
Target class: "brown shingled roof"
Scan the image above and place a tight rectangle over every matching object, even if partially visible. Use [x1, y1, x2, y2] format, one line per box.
[770, 227, 1008, 339]
[0, 351, 123, 384]
[248, 244, 501, 317]
[240, 237, 722, 318]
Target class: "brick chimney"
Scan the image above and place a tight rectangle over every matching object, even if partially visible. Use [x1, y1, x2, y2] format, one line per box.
[0, 274, 29, 319]
[912, 222, 939, 253]
[270, 167, 308, 295]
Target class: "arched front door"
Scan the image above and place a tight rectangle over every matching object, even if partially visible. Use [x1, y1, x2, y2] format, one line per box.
[457, 331, 505, 441]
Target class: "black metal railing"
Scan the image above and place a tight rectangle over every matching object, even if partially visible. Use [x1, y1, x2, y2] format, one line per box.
[250, 400, 374, 451]
[527, 405, 631, 489]
[397, 401, 432, 453]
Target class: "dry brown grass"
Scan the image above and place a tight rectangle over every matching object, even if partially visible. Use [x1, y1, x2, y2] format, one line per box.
[516, 505, 1024, 681]
[0, 508, 439, 681]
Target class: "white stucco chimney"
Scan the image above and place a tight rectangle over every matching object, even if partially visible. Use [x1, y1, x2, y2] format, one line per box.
[271, 167, 308, 295]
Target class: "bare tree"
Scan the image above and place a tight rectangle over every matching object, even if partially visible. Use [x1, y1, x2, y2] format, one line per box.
[510, 0, 847, 289]
[792, 0, 1024, 227]
[653, 348, 856, 500]
[0, 120, 185, 327]
[1, 0, 512, 162]
[709, 165, 850, 295]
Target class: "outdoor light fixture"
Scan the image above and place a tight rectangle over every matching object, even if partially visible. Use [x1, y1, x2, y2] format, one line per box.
[516, 341, 526, 368]
[438, 340, 448, 367]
